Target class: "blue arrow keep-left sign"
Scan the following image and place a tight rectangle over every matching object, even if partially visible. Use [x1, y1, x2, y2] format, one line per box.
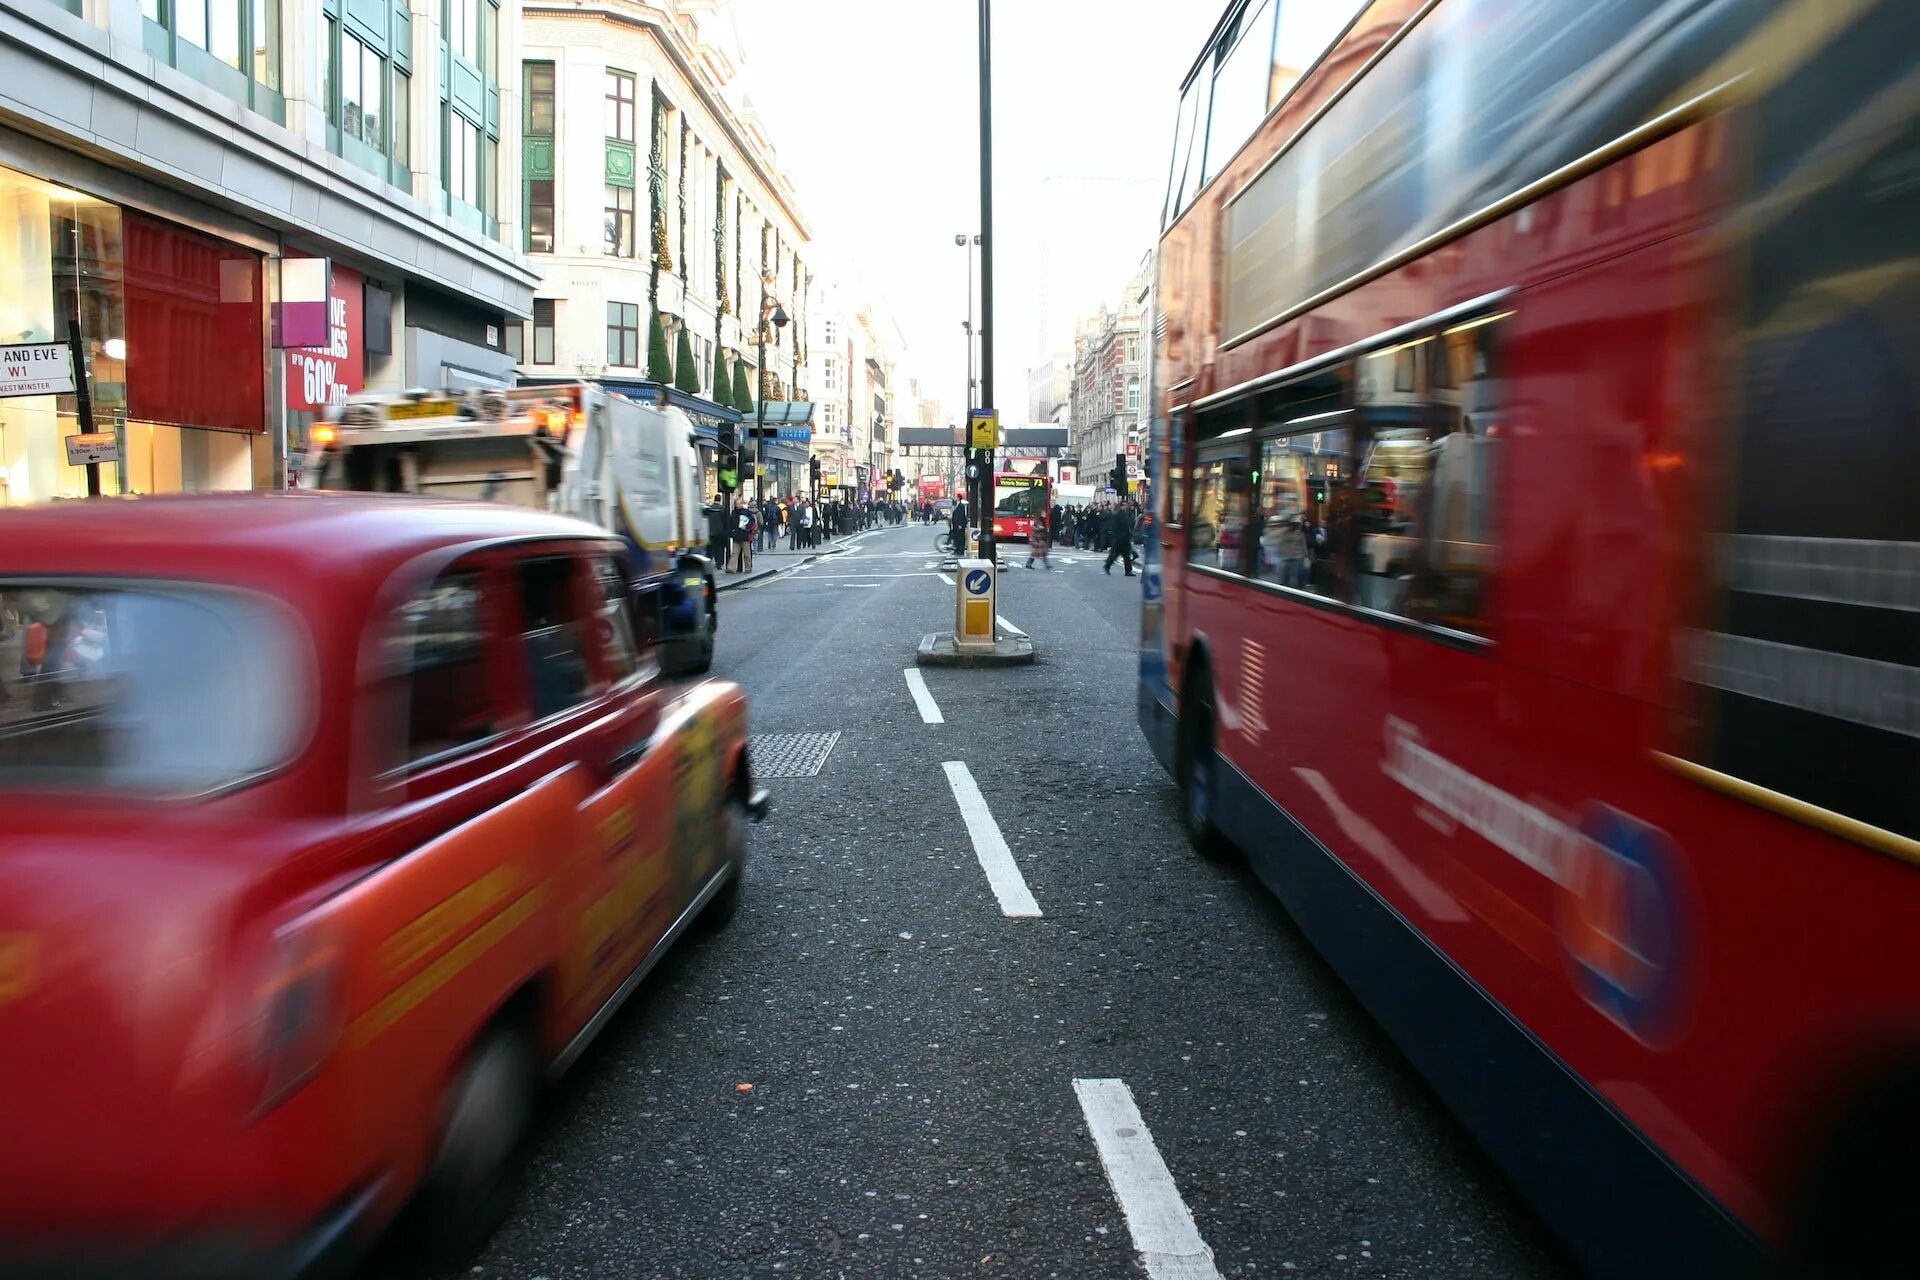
[964, 569, 991, 595]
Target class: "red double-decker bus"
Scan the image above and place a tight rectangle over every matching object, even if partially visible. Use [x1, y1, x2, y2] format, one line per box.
[991, 472, 1051, 542]
[1140, 1, 1917, 1275]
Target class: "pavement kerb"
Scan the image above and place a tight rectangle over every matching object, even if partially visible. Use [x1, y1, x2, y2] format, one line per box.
[714, 538, 855, 592]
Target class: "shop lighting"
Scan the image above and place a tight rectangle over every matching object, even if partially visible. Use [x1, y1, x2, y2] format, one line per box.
[1285, 409, 1349, 427]
[1216, 426, 1252, 439]
[100, 338, 126, 361]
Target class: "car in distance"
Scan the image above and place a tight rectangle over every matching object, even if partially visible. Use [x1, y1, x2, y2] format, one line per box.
[0, 492, 766, 1277]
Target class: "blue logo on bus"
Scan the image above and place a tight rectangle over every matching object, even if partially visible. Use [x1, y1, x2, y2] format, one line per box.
[1558, 806, 1686, 1045]
[964, 569, 991, 595]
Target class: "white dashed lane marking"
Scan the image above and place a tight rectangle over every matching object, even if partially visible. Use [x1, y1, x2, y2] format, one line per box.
[1073, 1078, 1223, 1280]
[903, 669, 944, 724]
[941, 761, 1041, 918]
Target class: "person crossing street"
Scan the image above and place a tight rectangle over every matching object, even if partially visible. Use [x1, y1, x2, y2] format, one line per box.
[1105, 502, 1136, 576]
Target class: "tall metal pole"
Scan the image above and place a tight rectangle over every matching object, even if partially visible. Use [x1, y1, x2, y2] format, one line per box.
[975, 0, 997, 566]
[754, 294, 766, 508]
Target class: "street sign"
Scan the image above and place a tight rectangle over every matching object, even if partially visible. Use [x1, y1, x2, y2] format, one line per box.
[1125, 442, 1140, 458]
[964, 568, 991, 595]
[968, 409, 999, 450]
[64, 432, 118, 465]
[0, 343, 75, 399]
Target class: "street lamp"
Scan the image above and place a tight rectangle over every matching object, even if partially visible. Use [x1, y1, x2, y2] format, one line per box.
[753, 295, 789, 505]
[955, 233, 979, 528]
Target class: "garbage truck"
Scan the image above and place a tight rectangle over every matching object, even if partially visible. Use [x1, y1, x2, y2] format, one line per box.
[299, 383, 719, 673]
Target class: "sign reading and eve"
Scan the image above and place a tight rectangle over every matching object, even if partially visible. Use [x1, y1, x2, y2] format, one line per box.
[0, 343, 75, 399]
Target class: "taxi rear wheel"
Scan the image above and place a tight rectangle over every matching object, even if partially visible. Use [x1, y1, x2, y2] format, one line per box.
[409, 1024, 537, 1264]
[699, 798, 748, 930]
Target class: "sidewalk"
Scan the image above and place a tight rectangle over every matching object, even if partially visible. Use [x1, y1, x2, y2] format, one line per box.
[713, 531, 862, 592]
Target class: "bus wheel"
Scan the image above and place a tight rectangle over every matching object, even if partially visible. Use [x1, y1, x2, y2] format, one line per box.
[1179, 668, 1230, 861]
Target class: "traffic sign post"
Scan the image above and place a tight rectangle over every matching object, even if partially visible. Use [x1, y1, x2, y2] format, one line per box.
[955, 557, 995, 651]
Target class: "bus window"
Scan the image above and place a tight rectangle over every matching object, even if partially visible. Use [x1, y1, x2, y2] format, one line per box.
[1187, 448, 1251, 574]
[1347, 312, 1506, 631]
[1254, 425, 1349, 598]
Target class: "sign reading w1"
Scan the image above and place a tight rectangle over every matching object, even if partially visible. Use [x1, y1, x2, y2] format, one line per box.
[0, 343, 75, 399]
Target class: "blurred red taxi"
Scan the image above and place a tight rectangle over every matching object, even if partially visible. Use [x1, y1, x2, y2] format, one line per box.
[0, 493, 765, 1277]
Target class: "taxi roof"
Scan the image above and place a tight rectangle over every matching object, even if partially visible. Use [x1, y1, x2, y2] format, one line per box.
[0, 492, 611, 606]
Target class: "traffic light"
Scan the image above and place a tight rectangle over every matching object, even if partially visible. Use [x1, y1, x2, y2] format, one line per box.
[809, 455, 822, 488]
[717, 420, 739, 493]
[1112, 452, 1129, 497]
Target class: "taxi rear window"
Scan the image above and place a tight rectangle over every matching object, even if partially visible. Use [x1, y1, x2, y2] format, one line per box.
[0, 582, 311, 796]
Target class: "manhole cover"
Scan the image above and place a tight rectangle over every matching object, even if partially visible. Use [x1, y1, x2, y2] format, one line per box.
[749, 731, 842, 779]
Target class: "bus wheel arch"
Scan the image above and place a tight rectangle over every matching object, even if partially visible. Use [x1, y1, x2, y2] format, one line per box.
[1176, 642, 1230, 861]
[1786, 1046, 1920, 1276]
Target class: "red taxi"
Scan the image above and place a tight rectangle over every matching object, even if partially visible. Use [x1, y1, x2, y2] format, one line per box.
[0, 493, 765, 1276]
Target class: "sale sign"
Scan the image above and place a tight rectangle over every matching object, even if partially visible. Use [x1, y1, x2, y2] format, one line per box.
[285, 265, 364, 411]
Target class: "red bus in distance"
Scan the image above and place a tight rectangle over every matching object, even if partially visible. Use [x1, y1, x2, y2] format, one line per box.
[1139, 1, 1917, 1276]
[991, 472, 1050, 542]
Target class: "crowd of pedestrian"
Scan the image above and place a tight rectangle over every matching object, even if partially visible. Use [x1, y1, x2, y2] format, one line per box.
[702, 494, 918, 574]
[1041, 501, 1149, 576]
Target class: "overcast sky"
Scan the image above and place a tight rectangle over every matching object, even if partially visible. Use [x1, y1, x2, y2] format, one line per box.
[731, 0, 1220, 423]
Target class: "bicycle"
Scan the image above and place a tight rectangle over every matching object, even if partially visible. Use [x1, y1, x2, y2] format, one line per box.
[935, 529, 963, 556]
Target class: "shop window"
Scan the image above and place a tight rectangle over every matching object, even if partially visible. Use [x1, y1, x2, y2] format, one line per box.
[505, 323, 523, 362]
[604, 185, 634, 257]
[517, 557, 588, 720]
[606, 70, 636, 142]
[392, 570, 495, 765]
[123, 210, 264, 436]
[606, 302, 639, 368]
[532, 298, 555, 364]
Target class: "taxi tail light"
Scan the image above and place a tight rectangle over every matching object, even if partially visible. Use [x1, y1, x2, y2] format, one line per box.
[250, 917, 344, 1115]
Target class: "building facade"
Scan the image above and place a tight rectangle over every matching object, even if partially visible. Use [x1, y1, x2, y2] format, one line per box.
[517, 0, 813, 497]
[0, 0, 535, 506]
[1068, 275, 1143, 491]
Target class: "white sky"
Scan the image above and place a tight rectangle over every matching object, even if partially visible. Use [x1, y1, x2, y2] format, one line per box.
[731, 0, 1221, 423]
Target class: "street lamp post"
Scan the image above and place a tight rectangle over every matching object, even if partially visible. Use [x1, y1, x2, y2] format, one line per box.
[974, 0, 997, 567]
[954, 233, 978, 536]
[753, 291, 789, 507]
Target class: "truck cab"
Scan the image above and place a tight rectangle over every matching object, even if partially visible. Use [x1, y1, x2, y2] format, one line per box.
[302, 386, 719, 675]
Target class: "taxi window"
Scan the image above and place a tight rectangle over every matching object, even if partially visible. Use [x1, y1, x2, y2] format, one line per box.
[518, 556, 589, 719]
[591, 554, 641, 684]
[391, 570, 495, 764]
[0, 582, 310, 795]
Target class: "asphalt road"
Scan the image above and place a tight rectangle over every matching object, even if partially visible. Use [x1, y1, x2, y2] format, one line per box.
[377, 521, 1573, 1280]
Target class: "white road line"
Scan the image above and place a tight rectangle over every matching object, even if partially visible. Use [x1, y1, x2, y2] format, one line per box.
[903, 669, 944, 724]
[941, 761, 1042, 918]
[996, 615, 1026, 637]
[938, 573, 955, 586]
[1073, 1079, 1223, 1280]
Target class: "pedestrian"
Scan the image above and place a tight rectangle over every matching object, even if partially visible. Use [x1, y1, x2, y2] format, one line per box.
[706, 498, 728, 567]
[948, 496, 969, 555]
[730, 499, 757, 574]
[1105, 502, 1136, 576]
[760, 496, 779, 553]
[1024, 509, 1053, 570]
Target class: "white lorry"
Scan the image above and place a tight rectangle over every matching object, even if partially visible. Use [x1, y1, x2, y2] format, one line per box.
[300, 383, 720, 673]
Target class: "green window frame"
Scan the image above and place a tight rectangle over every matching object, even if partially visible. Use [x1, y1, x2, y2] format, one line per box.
[441, 0, 502, 237]
[141, 0, 285, 123]
[320, 0, 412, 189]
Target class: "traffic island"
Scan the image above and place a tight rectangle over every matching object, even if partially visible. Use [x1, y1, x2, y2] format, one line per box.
[915, 632, 1035, 667]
